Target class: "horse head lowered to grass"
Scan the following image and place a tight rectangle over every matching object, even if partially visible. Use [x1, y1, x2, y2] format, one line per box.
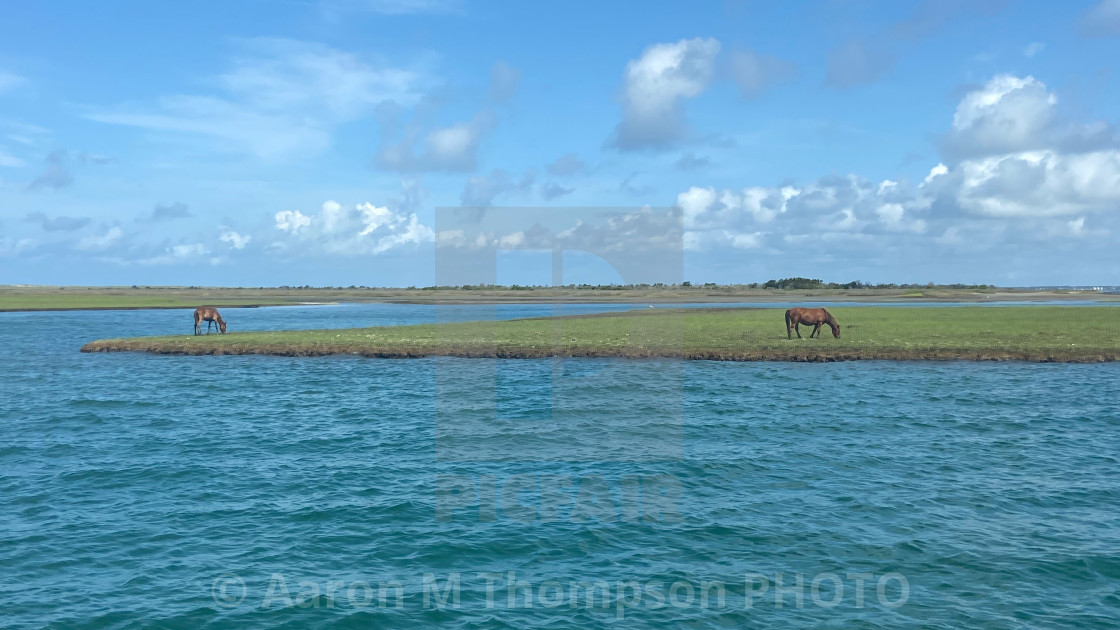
[193, 307, 227, 335]
[785, 307, 840, 340]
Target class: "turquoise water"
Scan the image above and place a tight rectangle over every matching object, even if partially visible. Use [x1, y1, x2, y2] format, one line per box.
[2, 304, 1119, 628]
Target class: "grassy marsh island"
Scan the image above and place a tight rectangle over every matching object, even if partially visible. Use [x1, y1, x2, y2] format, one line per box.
[4, 283, 1118, 311]
[81, 306, 1120, 362]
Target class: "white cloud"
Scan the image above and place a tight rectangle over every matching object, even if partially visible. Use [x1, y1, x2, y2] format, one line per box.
[272, 199, 433, 255]
[374, 111, 494, 173]
[170, 243, 208, 258]
[670, 72, 1120, 270]
[931, 75, 1120, 218]
[678, 184, 799, 231]
[953, 150, 1120, 217]
[610, 38, 721, 151]
[498, 231, 525, 248]
[876, 202, 926, 233]
[923, 163, 949, 185]
[76, 226, 123, 252]
[678, 174, 936, 252]
[86, 39, 429, 159]
[135, 243, 213, 265]
[275, 210, 312, 233]
[1068, 216, 1085, 235]
[219, 229, 251, 249]
[374, 60, 518, 172]
[945, 75, 1056, 158]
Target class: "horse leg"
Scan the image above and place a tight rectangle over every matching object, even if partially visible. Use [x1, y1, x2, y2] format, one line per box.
[795, 323, 802, 339]
[811, 323, 820, 338]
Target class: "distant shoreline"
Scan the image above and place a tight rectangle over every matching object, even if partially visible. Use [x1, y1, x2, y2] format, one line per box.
[3, 285, 1118, 312]
[0, 303, 317, 313]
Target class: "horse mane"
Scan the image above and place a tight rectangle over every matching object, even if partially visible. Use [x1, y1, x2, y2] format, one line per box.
[823, 309, 839, 329]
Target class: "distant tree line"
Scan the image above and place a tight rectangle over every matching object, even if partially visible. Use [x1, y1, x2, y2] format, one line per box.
[759, 278, 995, 290]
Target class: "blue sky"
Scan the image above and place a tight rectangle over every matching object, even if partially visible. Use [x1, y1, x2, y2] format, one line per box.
[2, 0, 1120, 287]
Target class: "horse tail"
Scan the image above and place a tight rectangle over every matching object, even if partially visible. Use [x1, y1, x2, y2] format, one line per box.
[785, 309, 792, 328]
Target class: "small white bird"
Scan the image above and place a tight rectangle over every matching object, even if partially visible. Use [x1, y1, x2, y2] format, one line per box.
[648, 304, 654, 309]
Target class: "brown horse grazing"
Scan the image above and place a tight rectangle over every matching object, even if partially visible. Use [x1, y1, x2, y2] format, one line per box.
[193, 307, 227, 335]
[786, 307, 840, 340]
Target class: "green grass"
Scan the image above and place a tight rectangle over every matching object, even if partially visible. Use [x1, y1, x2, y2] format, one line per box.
[81, 306, 1120, 362]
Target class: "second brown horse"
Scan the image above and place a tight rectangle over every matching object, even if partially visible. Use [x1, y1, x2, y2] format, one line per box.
[785, 307, 840, 339]
[193, 307, 227, 335]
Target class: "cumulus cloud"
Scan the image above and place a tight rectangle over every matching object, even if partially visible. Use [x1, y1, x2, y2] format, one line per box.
[25, 212, 91, 232]
[1079, 0, 1120, 37]
[609, 37, 721, 151]
[219, 228, 251, 249]
[272, 199, 433, 255]
[87, 39, 429, 159]
[677, 174, 935, 252]
[938, 150, 1120, 218]
[728, 49, 797, 99]
[437, 208, 684, 263]
[943, 75, 1057, 159]
[930, 74, 1120, 218]
[676, 71, 1120, 262]
[274, 210, 312, 234]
